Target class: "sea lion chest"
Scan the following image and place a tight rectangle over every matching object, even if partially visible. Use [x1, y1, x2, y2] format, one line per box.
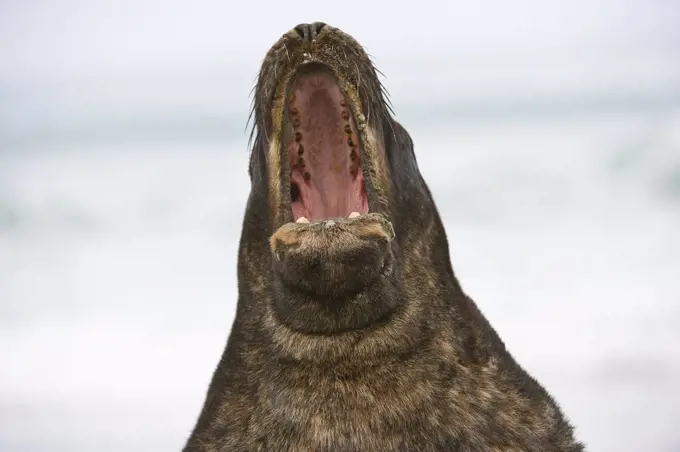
[245, 359, 460, 452]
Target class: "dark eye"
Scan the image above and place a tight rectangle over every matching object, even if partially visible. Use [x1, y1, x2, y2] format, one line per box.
[290, 183, 301, 202]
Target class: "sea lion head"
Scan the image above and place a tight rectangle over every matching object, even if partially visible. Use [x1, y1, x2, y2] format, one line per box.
[241, 23, 458, 353]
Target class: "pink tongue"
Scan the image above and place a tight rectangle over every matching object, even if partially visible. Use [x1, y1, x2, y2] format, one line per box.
[307, 166, 352, 220]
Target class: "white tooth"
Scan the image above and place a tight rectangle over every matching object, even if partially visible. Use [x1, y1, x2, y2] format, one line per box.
[348, 212, 361, 218]
[296, 217, 309, 223]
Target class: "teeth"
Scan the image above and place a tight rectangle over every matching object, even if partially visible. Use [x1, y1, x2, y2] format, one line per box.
[296, 217, 309, 223]
[348, 212, 361, 218]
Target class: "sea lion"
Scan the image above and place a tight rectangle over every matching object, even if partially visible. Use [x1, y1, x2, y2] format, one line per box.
[183, 22, 585, 451]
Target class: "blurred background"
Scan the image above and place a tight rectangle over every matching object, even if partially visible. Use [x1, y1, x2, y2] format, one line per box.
[1, 0, 679, 451]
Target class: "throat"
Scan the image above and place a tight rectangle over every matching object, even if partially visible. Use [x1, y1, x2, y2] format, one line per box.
[286, 74, 368, 221]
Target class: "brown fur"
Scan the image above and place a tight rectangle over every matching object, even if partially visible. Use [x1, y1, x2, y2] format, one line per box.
[184, 22, 585, 451]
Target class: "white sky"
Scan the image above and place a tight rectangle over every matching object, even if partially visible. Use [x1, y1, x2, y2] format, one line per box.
[1, 0, 678, 80]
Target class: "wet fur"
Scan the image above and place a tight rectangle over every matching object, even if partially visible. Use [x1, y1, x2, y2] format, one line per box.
[184, 24, 585, 452]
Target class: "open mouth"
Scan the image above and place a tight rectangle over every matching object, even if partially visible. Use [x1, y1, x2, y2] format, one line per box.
[284, 66, 369, 223]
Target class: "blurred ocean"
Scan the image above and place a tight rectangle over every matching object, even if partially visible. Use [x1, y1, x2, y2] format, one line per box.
[1, 1, 680, 451]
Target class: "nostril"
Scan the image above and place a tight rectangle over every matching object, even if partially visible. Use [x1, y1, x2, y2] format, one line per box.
[293, 22, 327, 42]
[311, 22, 326, 37]
[294, 23, 309, 40]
